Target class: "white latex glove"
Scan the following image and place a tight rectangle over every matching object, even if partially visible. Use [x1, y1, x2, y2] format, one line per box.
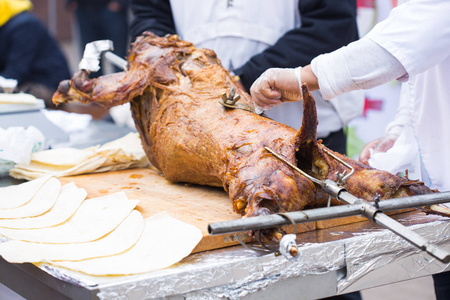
[359, 134, 398, 165]
[250, 67, 302, 111]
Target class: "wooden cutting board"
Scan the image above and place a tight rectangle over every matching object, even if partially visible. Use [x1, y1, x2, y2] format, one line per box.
[59, 167, 411, 253]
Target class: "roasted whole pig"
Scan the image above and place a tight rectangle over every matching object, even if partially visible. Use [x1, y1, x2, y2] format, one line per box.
[53, 33, 435, 230]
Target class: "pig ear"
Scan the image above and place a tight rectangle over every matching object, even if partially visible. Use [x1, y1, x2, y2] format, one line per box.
[294, 84, 318, 149]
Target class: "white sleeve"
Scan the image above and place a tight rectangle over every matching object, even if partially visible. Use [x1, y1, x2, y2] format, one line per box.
[310, 37, 407, 100]
[366, 0, 450, 76]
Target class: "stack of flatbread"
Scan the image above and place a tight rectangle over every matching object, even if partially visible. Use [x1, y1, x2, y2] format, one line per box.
[0, 176, 202, 276]
[0, 93, 45, 113]
[9, 133, 150, 180]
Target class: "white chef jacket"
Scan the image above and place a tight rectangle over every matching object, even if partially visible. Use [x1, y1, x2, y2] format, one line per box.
[169, 0, 363, 137]
[312, 0, 450, 191]
[371, 0, 450, 191]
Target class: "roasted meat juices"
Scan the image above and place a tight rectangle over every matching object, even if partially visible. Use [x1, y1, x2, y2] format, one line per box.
[53, 33, 434, 231]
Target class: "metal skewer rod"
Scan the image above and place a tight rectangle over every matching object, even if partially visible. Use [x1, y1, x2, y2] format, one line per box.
[209, 203, 364, 235]
[208, 191, 450, 236]
[104, 51, 128, 71]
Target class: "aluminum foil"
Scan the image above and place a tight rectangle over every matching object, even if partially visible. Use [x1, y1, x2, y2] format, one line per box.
[12, 213, 450, 299]
[338, 219, 450, 294]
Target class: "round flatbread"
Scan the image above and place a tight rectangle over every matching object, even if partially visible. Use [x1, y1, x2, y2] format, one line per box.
[0, 177, 61, 219]
[0, 210, 144, 263]
[0, 175, 52, 209]
[50, 213, 202, 275]
[0, 192, 138, 243]
[0, 182, 86, 229]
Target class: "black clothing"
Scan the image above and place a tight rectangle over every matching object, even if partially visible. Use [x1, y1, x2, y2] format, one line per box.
[433, 271, 450, 300]
[67, 0, 128, 9]
[0, 12, 70, 91]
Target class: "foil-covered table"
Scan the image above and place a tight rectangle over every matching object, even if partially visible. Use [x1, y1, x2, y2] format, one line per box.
[1, 211, 449, 300]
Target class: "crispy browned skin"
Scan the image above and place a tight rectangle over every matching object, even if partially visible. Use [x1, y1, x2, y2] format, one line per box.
[53, 33, 434, 224]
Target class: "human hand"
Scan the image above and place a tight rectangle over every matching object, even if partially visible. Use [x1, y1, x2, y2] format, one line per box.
[250, 67, 302, 111]
[359, 135, 397, 165]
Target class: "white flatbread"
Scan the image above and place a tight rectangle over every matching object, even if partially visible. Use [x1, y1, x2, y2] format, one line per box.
[9, 133, 149, 181]
[0, 93, 39, 104]
[10, 156, 107, 180]
[0, 177, 61, 219]
[30, 147, 97, 167]
[0, 192, 139, 243]
[98, 133, 146, 161]
[0, 210, 144, 263]
[0, 175, 52, 209]
[50, 213, 202, 275]
[0, 182, 86, 229]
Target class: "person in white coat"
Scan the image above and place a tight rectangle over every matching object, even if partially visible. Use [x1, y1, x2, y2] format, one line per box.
[250, 0, 450, 297]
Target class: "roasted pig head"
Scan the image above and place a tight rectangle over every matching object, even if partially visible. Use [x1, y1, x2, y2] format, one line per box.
[53, 33, 435, 239]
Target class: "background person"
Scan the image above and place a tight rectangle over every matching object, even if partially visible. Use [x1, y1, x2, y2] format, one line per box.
[0, 0, 71, 108]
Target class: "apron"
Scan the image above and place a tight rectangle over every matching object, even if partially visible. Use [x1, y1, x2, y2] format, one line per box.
[170, 0, 300, 71]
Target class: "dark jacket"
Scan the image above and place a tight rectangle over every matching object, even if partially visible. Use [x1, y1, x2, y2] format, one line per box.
[66, 0, 129, 9]
[0, 12, 70, 90]
[129, 0, 359, 91]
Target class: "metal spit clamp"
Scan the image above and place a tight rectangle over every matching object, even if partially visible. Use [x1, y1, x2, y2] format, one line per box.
[279, 234, 300, 261]
[276, 213, 300, 261]
[218, 87, 264, 115]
